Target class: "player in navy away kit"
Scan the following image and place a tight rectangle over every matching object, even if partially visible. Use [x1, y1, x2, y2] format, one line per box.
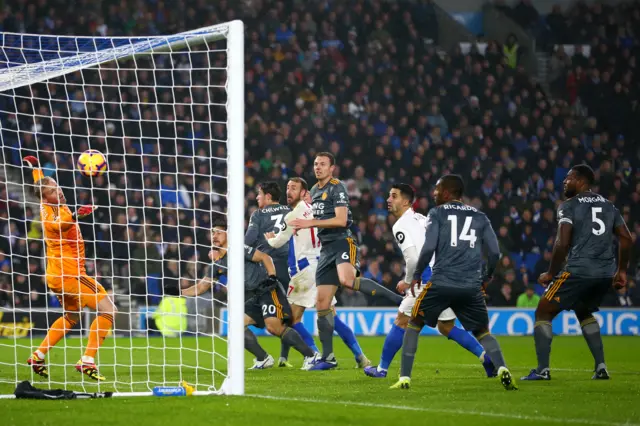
[183, 220, 317, 370]
[522, 165, 632, 381]
[290, 152, 403, 370]
[245, 182, 292, 287]
[391, 175, 517, 391]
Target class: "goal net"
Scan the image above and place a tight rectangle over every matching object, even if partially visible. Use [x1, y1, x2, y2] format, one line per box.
[0, 21, 245, 397]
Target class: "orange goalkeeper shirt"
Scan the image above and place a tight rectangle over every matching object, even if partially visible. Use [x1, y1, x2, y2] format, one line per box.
[34, 169, 86, 277]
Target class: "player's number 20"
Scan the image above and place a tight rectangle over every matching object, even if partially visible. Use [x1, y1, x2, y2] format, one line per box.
[262, 304, 276, 316]
[447, 215, 477, 248]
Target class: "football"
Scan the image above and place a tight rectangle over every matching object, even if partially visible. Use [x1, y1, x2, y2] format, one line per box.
[77, 149, 107, 177]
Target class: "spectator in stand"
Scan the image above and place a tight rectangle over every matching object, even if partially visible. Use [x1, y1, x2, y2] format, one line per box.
[0, 0, 637, 310]
[503, 34, 522, 69]
[516, 285, 541, 308]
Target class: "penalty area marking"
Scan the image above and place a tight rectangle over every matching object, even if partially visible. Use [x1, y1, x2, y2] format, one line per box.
[247, 394, 640, 426]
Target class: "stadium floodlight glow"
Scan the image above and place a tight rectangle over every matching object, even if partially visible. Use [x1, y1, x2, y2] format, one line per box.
[0, 20, 245, 398]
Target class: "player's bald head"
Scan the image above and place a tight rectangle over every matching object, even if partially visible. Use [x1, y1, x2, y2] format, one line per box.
[570, 164, 595, 186]
[438, 174, 465, 199]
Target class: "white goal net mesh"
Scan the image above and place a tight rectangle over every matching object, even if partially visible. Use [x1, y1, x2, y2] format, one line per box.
[0, 22, 245, 396]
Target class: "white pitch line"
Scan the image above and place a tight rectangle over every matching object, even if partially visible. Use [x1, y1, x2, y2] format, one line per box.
[247, 394, 640, 426]
[415, 362, 640, 374]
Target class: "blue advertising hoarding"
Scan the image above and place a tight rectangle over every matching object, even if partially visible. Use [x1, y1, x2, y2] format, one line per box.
[220, 308, 640, 337]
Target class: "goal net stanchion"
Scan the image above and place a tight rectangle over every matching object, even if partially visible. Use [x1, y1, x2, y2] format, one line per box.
[0, 20, 244, 397]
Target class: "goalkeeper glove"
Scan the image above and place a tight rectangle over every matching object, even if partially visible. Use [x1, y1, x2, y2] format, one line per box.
[23, 156, 39, 168]
[73, 205, 97, 221]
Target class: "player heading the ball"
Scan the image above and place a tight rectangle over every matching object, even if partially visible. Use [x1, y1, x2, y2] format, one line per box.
[23, 155, 116, 381]
[290, 152, 402, 371]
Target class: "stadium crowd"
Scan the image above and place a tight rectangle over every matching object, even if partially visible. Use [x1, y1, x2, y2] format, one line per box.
[0, 0, 639, 311]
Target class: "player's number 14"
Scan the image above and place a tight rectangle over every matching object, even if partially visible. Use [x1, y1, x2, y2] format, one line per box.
[448, 215, 477, 248]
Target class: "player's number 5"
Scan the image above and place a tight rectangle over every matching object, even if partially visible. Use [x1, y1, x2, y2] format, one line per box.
[447, 215, 477, 248]
[591, 207, 605, 236]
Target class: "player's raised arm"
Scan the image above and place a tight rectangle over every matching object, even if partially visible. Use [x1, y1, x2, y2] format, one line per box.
[266, 211, 295, 249]
[247, 245, 277, 276]
[291, 183, 349, 230]
[23, 156, 45, 183]
[292, 207, 347, 230]
[613, 209, 632, 289]
[482, 217, 501, 281]
[412, 211, 439, 284]
[245, 210, 260, 246]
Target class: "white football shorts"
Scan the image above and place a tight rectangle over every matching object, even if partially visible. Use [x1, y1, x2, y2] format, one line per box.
[287, 262, 336, 308]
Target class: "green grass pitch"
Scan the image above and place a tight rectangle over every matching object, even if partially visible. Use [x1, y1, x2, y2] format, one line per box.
[2, 336, 639, 426]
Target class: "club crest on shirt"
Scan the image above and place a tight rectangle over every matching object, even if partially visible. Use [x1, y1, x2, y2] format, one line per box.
[321, 192, 327, 200]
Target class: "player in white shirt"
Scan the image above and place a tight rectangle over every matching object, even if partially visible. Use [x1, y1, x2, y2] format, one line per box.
[364, 183, 497, 378]
[266, 177, 371, 369]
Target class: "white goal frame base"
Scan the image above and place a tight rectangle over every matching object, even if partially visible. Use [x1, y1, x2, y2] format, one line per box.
[0, 376, 235, 399]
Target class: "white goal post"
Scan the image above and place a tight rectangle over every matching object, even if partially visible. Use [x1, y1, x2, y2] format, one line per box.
[0, 21, 245, 397]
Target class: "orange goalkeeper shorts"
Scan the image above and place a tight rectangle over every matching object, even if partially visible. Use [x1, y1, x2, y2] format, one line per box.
[46, 274, 107, 312]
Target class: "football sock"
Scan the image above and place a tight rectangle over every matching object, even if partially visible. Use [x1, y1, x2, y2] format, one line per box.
[293, 322, 319, 353]
[399, 325, 420, 378]
[478, 333, 506, 369]
[448, 326, 485, 360]
[281, 327, 315, 358]
[353, 277, 403, 305]
[534, 321, 553, 372]
[244, 327, 268, 361]
[37, 314, 77, 356]
[379, 324, 405, 370]
[279, 341, 291, 361]
[317, 309, 335, 360]
[334, 315, 363, 358]
[84, 313, 113, 358]
[581, 317, 606, 369]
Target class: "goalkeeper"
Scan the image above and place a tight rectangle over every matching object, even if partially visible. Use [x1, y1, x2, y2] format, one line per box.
[23, 156, 116, 381]
[182, 220, 318, 370]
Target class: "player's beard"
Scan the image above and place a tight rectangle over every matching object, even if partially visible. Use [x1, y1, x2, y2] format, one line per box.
[564, 187, 577, 198]
[288, 195, 300, 207]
